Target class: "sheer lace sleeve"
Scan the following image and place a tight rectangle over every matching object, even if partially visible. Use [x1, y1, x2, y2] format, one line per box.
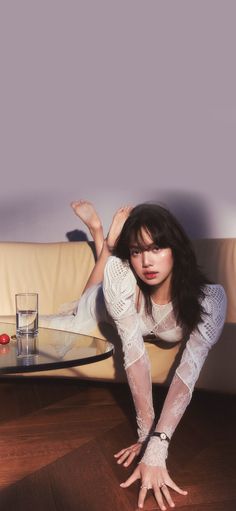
[103, 256, 155, 441]
[141, 284, 227, 467]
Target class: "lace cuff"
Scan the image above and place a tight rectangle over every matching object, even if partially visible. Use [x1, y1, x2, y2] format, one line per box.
[141, 436, 168, 467]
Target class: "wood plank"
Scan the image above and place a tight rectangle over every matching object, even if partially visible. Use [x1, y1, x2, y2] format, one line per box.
[0, 379, 235, 510]
[0, 381, 126, 488]
[0, 435, 134, 511]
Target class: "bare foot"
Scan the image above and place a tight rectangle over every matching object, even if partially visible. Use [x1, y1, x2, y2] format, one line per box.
[107, 206, 132, 250]
[71, 200, 102, 234]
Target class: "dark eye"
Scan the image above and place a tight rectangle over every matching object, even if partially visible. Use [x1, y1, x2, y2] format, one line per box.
[130, 248, 141, 256]
[151, 245, 160, 253]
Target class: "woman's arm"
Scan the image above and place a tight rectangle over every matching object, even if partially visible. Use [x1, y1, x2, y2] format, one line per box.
[142, 284, 227, 466]
[147, 285, 226, 455]
[103, 256, 155, 443]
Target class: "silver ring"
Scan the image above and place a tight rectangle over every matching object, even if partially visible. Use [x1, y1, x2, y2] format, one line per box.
[160, 482, 167, 489]
[141, 485, 149, 490]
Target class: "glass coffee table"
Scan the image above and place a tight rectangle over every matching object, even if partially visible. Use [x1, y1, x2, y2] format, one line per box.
[0, 322, 113, 374]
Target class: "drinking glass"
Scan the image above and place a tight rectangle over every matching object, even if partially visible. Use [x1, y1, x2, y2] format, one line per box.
[15, 293, 38, 336]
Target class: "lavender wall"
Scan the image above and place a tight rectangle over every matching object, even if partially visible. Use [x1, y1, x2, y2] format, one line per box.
[0, 1, 235, 242]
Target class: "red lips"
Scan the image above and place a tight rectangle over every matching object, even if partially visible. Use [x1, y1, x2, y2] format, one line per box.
[143, 272, 158, 279]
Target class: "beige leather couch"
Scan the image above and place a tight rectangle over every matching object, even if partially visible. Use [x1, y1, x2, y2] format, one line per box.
[0, 239, 235, 393]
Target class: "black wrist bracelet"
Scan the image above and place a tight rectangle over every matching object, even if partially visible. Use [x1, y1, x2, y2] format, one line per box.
[152, 432, 170, 443]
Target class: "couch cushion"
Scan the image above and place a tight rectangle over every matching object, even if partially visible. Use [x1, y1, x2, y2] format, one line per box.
[0, 242, 95, 315]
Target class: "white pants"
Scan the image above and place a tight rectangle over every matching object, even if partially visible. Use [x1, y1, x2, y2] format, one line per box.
[39, 283, 110, 334]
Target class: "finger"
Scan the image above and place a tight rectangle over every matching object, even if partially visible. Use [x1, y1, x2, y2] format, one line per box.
[115, 445, 140, 465]
[117, 450, 133, 466]
[160, 484, 175, 508]
[153, 486, 167, 511]
[116, 450, 131, 465]
[114, 444, 137, 458]
[165, 476, 188, 495]
[120, 470, 140, 488]
[123, 451, 137, 467]
[137, 487, 148, 509]
[114, 448, 128, 457]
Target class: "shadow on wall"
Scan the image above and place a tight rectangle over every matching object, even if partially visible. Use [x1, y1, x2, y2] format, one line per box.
[147, 190, 212, 239]
[66, 229, 88, 242]
[66, 229, 96, 258]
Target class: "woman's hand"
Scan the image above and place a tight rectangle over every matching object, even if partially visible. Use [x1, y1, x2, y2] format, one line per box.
[114, 442, 142, 467]
[120, 462, 188, 510]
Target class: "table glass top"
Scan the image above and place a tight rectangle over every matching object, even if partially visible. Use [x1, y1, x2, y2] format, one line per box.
[0, 322, 113, 374]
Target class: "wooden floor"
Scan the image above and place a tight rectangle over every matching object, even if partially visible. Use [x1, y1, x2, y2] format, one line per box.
[0, 377, 235, 511]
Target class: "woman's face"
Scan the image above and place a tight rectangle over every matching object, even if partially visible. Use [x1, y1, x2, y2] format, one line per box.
[129, 228, 174, 297]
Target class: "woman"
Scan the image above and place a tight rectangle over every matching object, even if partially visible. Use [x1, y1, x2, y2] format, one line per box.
[41, 200, 227, 510]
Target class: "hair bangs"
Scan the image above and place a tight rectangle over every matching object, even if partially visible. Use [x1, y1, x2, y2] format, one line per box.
[128, 219, 171, 251]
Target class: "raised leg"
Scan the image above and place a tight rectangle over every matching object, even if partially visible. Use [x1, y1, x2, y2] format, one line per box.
[71, 200, 104, 258]
[106, 207, 132, 251]
[79, 204, 132, 293]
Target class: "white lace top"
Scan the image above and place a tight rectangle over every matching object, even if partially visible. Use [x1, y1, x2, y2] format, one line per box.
[103, 256, 227, 468]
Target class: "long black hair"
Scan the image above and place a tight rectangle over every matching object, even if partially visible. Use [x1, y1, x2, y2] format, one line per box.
[113, 203, 209, 336]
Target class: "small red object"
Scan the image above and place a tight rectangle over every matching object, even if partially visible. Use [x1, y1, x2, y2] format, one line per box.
[0, 333, 10, 345]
